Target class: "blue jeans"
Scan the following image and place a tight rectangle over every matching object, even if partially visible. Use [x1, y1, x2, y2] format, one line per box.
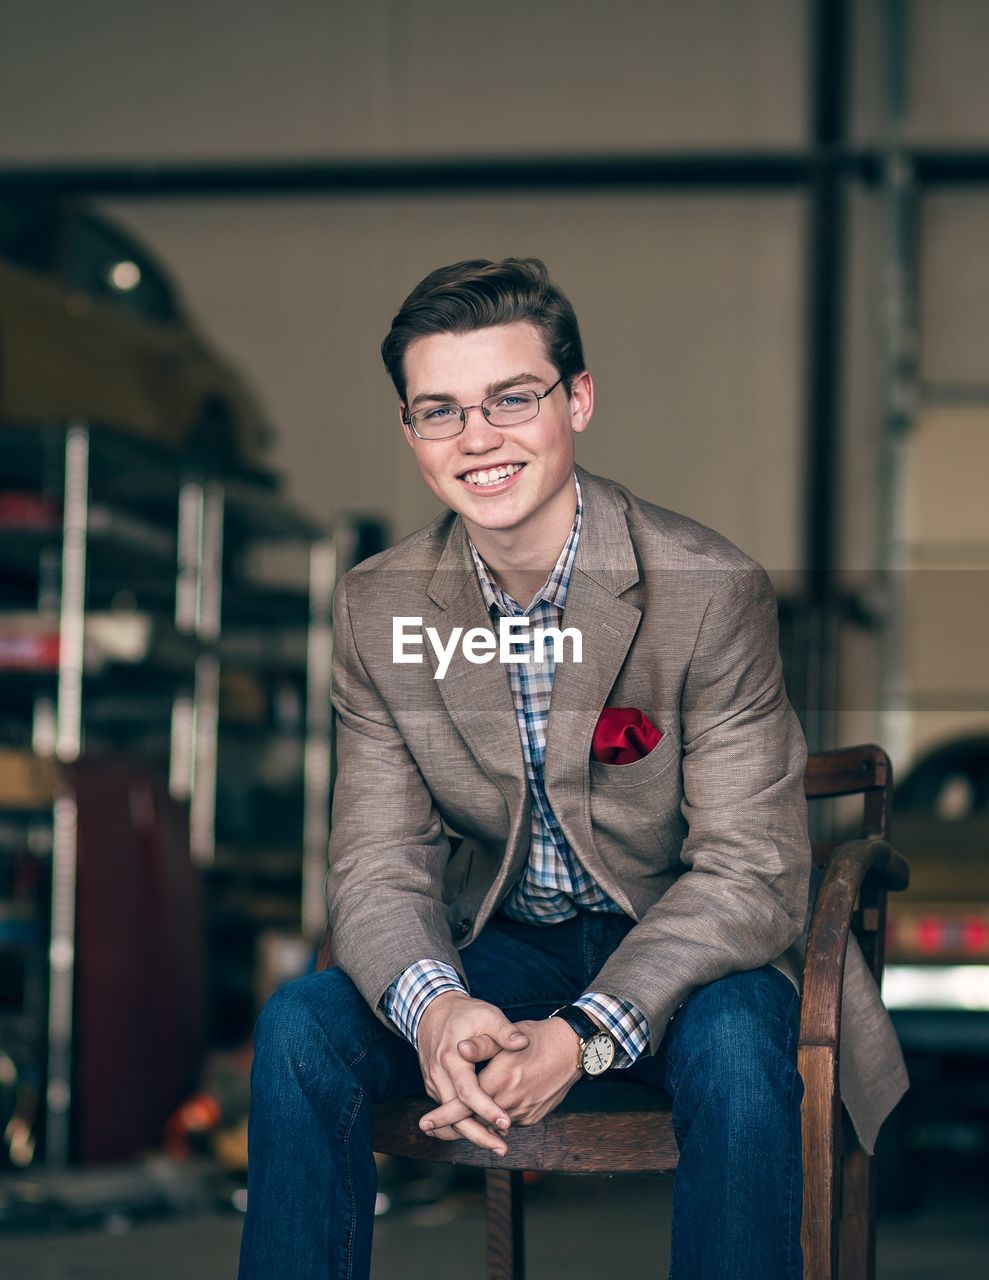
[238, 911, 804, 1280]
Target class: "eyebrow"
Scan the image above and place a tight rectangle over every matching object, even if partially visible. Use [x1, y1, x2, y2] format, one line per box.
[410, 372, 545, 408]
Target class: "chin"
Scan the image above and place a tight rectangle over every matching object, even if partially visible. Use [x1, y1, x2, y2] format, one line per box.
[466, 508, 528, 532]
[462, 489, 534, 523]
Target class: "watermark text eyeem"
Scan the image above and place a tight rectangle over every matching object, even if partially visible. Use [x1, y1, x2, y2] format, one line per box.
[392, 616, 583, 679]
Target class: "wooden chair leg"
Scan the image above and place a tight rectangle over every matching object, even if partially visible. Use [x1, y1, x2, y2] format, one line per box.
[839, 1148, 876, 1280]
[485, 1168, 525, 1280]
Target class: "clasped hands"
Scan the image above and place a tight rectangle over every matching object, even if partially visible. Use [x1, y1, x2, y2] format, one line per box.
[415, 990, 583, 1157]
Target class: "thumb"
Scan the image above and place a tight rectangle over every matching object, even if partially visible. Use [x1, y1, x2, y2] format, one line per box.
[458, 1025, 528, 1061]
[494, 1022, 530, 1051]
[457, 1033, 499, 1062]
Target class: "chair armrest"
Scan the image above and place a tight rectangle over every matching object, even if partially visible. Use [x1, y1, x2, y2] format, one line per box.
[799, 837, 909, 1050]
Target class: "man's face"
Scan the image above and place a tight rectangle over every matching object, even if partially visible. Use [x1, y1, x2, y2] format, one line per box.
[400, 322, 592, 541]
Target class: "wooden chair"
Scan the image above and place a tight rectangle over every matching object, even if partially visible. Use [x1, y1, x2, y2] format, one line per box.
[316, 744, 909, 1280]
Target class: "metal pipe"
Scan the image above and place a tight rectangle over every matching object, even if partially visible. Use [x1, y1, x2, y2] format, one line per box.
[801, 0, 850, 773]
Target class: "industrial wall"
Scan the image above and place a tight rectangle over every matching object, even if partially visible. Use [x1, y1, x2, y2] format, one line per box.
[2, 0, 987, 756]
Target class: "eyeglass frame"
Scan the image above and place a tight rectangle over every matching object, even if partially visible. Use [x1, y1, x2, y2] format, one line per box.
[402, 376, 565, 441]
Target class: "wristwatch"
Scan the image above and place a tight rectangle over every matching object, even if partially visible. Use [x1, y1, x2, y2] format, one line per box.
[550, 1005, 616, 1078]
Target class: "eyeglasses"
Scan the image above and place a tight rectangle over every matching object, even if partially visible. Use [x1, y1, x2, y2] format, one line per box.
[403, 377, 564, 441]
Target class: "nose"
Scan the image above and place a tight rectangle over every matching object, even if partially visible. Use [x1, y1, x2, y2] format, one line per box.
[458, 405, 504, 452]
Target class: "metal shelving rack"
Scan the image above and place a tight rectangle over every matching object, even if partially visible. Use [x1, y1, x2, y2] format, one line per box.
[0, 419, 357, 1167]
[46, 421, 88, 1167]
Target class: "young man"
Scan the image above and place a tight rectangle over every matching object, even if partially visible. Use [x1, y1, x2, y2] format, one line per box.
[239, 259, 907, 1280]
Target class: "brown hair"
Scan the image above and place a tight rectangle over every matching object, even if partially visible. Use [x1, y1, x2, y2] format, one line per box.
[380, 257, 585, 404]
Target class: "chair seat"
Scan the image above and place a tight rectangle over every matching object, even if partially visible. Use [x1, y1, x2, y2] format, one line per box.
[373, 1081, 680, 1175]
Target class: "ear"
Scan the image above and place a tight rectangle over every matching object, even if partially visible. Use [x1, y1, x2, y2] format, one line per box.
[399, 401, 417, 449]
[568, 370, 594, 435]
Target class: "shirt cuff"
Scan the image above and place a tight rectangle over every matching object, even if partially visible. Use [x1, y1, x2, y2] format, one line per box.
[381, 960, 467, 1048]
[576, 992, 650, 1068]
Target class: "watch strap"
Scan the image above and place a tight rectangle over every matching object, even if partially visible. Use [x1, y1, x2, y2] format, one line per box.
[550, 1004, 606, 1045]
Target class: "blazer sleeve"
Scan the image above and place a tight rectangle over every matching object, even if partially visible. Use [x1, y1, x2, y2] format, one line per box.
[591, 565, 812, 1054]
[326, 571, 468, 1020]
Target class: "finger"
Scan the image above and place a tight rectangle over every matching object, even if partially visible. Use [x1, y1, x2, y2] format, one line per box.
[450, 1115, 508, 1154]
[421, 1097, 509, 1135]
[427, 1123, 462, 1141]
[456, 1033, 502, 1062]
[422, 1062, 510, 1134]
[446, 1060, 512, 1130]
[423, 1112, 506, 1153]
[492, 1023, 530, 1051]
[420, 1098, 471, 1130]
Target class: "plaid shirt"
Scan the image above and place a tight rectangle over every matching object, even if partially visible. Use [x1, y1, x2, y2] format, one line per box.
[382, 475, 649, 1067]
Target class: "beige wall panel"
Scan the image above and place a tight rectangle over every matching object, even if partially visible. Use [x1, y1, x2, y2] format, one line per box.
[0, 0, 393, 162]
[103, 192, 806, 569]
[389, 0, 807, 153]
[905, 568, 989, 702]
[837, 614, 883, 721]
[895, 406, 989, 764]
[837, 708, 884, 756]
[921, 195, 989, 387]
[849, 0, 887, 144]
[852, 0, 989, 143]
[0, 0, 807, 164]
[910, 0, 989, 142]
[906, 408, 989, 548]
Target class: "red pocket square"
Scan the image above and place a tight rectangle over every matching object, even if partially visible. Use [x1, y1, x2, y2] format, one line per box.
[591, 707, 664, 765]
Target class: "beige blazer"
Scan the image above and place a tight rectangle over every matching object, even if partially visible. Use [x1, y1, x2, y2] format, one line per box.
[327, 466, 908, 1154]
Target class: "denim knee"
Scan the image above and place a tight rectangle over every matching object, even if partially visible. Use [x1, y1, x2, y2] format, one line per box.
[252, 969, 366, 1087]
[667, 968, 801, 1130]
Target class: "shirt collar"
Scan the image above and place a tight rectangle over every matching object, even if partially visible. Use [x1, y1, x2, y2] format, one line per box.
[468, 472, 582, 615]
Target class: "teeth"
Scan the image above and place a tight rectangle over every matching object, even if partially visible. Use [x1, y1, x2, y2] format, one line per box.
[463, 463, 523, 487]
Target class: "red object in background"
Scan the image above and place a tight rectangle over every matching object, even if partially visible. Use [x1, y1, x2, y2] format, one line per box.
[591, 707, 664, 765]
[0, 630, 60, 670]
[886, 911, 989, 959]
[68, 759, 206, 1164]
[0, 492, 62, 528]
[163, 1094, 221, 1158]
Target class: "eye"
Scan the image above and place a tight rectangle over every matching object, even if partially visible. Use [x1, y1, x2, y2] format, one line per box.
[496, 393, 533, 410]
[422, 405, 457, 422]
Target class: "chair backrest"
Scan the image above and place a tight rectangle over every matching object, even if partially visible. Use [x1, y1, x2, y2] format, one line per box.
[803, 743, 895, 986]
[804, 742, 892, 841]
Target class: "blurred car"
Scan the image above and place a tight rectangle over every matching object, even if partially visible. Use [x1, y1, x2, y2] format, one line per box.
[877, 735, 989, 1208]
[0, 197, 276, 477]
[884, 735, 989, 1018]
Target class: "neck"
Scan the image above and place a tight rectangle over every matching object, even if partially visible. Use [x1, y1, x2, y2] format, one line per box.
[465, 472, 577, 606]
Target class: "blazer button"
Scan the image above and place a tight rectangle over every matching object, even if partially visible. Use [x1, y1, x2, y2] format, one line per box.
[454, 918, 472, 940]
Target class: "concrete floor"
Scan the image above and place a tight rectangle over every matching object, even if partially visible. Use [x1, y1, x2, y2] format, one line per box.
[1, 1173, 988, 1279]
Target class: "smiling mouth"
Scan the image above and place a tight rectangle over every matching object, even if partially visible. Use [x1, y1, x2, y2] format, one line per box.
[459, 462, 526, 488]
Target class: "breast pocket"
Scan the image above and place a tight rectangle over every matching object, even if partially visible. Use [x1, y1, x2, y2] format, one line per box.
[589, 731, 685, 866]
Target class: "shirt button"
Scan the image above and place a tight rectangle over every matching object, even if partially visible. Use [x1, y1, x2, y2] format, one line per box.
[454, 918, 472, 940]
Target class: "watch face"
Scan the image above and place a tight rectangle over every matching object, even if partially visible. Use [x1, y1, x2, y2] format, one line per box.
[581, 1032, 616, 1076]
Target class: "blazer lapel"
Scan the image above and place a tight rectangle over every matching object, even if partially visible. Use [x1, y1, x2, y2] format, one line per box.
[543, 469, 642, 902]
